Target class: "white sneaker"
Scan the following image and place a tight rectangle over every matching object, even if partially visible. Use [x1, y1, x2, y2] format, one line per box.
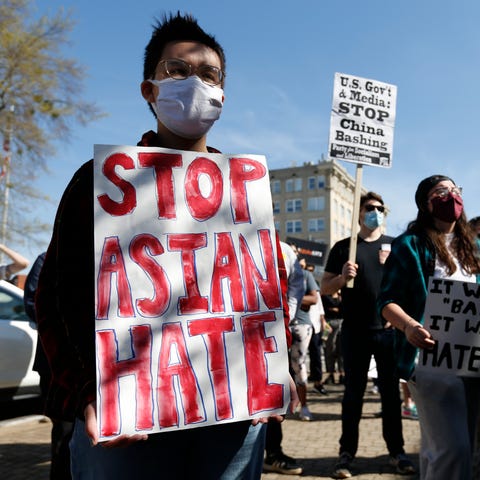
[299, 406, 313, 421]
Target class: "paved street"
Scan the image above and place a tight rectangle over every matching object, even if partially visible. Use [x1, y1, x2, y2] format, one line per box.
[262, 382, 419, 479]
[0, 381, 420, 479]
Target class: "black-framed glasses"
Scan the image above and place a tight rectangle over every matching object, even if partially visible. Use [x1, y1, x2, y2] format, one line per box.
[157, 59, 225, 86]
[364, 204, 385, 213]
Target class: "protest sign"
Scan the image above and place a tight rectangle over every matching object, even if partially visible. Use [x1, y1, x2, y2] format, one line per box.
[326, 73, 398, 286]
[417, 277, 480, 377]
[328, 73, 397, 168]
[94, 145, 290, 441]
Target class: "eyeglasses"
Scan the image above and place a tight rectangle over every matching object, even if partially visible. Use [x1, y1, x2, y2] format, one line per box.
[156, 59, 225, 86]
[364, 204, 385, 213]
[428, 186, 463, 200]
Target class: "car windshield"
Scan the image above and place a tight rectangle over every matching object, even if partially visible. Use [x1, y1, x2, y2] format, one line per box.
[0, 289, 28, 321]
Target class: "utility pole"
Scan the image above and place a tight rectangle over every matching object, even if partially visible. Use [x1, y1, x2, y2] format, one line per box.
[0, 105, 15, 263]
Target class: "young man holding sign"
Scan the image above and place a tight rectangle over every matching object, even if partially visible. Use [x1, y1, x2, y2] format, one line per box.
[379, 175, 480, 480]
[36, 13, 296, 479]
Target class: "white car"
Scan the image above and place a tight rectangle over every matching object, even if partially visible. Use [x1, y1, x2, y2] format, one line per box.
[0, 279, 40, 400]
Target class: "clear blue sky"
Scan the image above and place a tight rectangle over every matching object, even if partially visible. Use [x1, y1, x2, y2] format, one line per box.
[22, 0, 480, 265]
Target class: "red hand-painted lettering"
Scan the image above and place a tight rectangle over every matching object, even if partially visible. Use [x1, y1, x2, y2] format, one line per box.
[96, 236, 134, 319]
[185, 157, 223, 221]
[129, 234, 171, 317]
[229, 157, 266, 223]
[168, 233, 209, 314]
[188, 317, 235, 420]
[97, 153, 137, 216]
[240, 229, 281, 311]
[157, 323, 205, 428]
[138, 151, 183, 219]
[97, 325, 154, 436]
[242, 312, 284, 414]
[211, 233, 245, 312]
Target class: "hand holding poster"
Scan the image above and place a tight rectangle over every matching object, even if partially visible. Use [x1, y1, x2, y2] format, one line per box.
[328, 73, 397, 167]
[94, 145, 290, 441]
[417, 277, 480, 377]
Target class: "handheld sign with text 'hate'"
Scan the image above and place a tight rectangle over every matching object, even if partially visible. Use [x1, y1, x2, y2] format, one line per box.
[417, 277, 480, 377]
[94, 145, 291, 441]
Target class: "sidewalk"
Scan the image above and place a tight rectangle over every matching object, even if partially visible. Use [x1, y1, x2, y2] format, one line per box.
[0, 381, 420, 479]
[0, 415, 51, 479]
[262, 382, 420, 479]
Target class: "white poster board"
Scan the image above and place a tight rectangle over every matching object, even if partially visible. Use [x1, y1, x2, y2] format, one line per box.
[328, 72, 397, 167]
[93, 145, 290, 440]
[417, 277, 480, 377]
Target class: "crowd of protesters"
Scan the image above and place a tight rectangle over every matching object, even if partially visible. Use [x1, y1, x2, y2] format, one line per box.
[11, 11, 480, 480]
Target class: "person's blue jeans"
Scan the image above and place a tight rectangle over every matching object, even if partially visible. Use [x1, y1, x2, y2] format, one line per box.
[339, 327, 404, 457]
[70, 419, 266, 479]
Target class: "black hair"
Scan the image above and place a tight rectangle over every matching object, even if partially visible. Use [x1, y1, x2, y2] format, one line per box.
[469, 216, 480, 228]
[143, 12, 226, 81]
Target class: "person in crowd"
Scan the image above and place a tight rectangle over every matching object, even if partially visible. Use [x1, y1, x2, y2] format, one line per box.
[289, 257, 319, 422]
[400, 381, 417, 420]
[35, 13, 297, 479]
[263, 242, 305, 475]
[24, 252, 73, 480]
[0, 243, 29, 280]
[378, 175, 480, 479]
[321, 290, 344, 385]
[468, 216, 480, 252]
[321, 191, 415, 478]
[302, 261, 328, 396]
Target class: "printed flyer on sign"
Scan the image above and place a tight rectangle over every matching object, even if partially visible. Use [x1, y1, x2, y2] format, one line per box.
[417, 277, 480, 377]
[328, 73, 397, 167]
[93, 145, 291, 440]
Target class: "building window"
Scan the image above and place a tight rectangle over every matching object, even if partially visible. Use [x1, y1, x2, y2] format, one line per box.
[274, 220, 280, 232]
[317, 175, 325, 188]
[286, 220, 302, 233]
[286, 178, 302, 192]
[286, 199, 302, 213]
[271, 180, 281, 194]
[308, 176, 316, 190]
[307, 196, 325, 211]
[308, 218, 325, 232]
[273, 201, 280, 213]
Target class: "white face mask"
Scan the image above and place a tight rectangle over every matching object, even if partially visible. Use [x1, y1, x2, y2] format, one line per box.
[149, 77, 223, 139]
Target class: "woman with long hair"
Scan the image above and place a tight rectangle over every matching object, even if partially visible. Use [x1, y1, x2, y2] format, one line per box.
[378, 174, 480, 480]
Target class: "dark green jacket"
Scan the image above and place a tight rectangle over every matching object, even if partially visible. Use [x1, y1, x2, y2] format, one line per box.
[377, 232, 435, 380]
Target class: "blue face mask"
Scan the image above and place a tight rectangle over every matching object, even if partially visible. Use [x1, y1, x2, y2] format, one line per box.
[363, 210, 384, 230]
